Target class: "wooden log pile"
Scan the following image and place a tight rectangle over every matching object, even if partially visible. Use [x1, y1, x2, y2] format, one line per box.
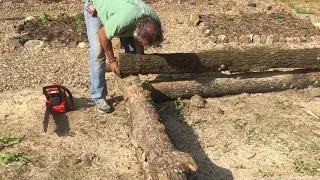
[116, 45, 320, 179]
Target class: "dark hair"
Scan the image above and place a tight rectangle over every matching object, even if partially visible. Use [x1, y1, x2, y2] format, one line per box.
[136, 14, 164, 46]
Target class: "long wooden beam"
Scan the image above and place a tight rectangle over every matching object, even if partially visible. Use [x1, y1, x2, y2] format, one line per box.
[114, 47, 320, 75]
[148, 70, 320, 101]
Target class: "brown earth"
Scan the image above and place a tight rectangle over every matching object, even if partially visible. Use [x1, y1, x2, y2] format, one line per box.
[1, 0, 320, 180]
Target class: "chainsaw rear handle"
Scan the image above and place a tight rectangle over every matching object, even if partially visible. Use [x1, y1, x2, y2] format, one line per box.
[59, 85, 74, 111]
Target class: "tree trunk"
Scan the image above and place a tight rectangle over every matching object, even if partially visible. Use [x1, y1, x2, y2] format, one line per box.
[114, 47, 320, 75]
[149, 70, 320, 101]
[119, 76, 198, 180]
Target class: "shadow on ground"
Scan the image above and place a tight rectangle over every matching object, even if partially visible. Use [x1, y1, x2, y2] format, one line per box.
[156, 102, 234, 180]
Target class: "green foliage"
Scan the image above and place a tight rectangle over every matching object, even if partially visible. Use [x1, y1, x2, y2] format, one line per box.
[57, 16, 65, 22]
[294, 158, 320, 176]
[289, 4, 315, 14]
[73, 13, 86, 42]
[40, 12, 49, 23]
[0, 152, 29, 165]
[271, 27, 277, 33]
[0, 136, 25, 146]
[174, 98, 185, 110]
[274, 13, 286, 19]
[138, 81, 152, 91]
[302, 26, 309, 30]
[224, 16, 234, 21]
[0, 135, 29, 165]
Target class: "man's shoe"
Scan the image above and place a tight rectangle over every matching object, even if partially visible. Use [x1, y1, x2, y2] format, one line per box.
[94, 99, 112, 113]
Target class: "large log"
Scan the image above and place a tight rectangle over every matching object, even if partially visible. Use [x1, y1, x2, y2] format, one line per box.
[118, 76, 198, 180]
[148, 70, 320, 101]
[114, 46, 320, 75]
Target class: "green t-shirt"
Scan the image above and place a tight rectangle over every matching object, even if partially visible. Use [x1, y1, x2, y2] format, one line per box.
[92, 0, 160, 39]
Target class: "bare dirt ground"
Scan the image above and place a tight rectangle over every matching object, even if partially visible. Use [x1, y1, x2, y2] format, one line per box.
[1, 0, 320, 180]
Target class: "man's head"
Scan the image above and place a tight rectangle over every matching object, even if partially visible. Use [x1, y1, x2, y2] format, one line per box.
[134, 15, 164, 47]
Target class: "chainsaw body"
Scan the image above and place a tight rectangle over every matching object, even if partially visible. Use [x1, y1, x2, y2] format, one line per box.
[43, 84, 74, 114]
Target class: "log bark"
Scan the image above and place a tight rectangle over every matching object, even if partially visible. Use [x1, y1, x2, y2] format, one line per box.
[114, 47, 320, 75]
[119, 76, 198, 180]
[149, 70, 320, 101]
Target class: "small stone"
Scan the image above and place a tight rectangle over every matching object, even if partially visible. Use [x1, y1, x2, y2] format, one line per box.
[217, 35, 228, 43]
[7, 39, 21, 51]
[247, 34, 253, 43]
[248, 0, 256, 7]
[293, 37, 301, 43]
[77, 42, 89, 48]
[209, 35, 218, 43]
[273, 34, 280, 42]
[310, 36, 316, 43]
[314, 35, 320, 42]
[265, 35, 273, 44]
[203, 29, 212, 37]
[24, 40, 46, 49]
[261, 34, 267, 44]
[229, 34, 239, 43]
[253, 35, 261, 44]
[286, 37, 295, 43]
[190, 13, 201, 27]
[300, 36, 307, 42]
[239, 34, 249, 44]
[25, 16, 34, 21]
[190, 94, 206, 108]
[279, 36, 287, 43]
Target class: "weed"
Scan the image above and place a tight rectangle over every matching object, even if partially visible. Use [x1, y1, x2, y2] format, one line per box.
[0, 152, 29, 165]
[74, 13, 86, 43]
[57, 16, 65, 22]
[271, 27, 277, 33]
[290, 4, 315, 14]
[138, 81, 152, 91]
[0, 135, 29, 165]
[274, 13, 286, 19]
[294, 158, 320, 176]
[302, 26, 309, 30]
[0, 136, 25, 146]
[224, 16, 234, 21]
[40, 12, 49, 23]
[274, 98, 294, 108]
[174, 98, 185, 110]
[309, 141, 320, 153]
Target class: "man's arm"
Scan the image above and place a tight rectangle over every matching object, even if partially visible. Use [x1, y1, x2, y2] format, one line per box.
[98, 26, 120, 76]
[98, 26, 115, 61]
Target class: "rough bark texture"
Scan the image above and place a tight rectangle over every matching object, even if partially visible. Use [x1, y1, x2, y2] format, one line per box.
[119, 76, 198, 180]
[115, 47, 320, 75]
[149, 70, 320, 101]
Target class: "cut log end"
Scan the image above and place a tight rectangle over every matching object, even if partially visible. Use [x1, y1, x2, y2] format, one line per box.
[147, 151, 198, 180]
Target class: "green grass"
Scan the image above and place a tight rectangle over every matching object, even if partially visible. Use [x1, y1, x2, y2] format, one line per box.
[0, 135, 29, 165]
[294, 158, 320, 175]
[274, 13, 286, 19]
[40, 12, 49, 23]
[289, 4, 316, 14]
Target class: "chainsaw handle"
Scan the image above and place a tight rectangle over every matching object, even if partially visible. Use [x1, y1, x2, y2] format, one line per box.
[59, 85, 75, 111]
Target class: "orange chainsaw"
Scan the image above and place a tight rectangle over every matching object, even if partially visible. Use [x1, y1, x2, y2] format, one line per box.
[42, 84, 74, 132]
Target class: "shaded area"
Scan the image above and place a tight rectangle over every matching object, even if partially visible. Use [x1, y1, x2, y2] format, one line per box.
[156, 101, 234, 180]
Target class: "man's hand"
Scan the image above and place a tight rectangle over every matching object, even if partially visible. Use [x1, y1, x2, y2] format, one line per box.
[109, 58, 120, 77]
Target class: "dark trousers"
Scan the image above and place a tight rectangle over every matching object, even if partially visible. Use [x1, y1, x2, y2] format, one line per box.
[120, 37, 137, 54]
